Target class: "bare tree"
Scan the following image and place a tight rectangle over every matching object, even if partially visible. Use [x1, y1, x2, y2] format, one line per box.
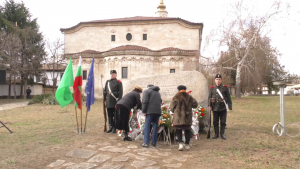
[44, 38, 66, 92]
[205, 0, 287, 99]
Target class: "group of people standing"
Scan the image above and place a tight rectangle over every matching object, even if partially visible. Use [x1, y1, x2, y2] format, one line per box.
[103, 70, 232, 151]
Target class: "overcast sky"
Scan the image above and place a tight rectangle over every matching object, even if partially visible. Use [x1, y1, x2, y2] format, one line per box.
[1, 0, 299, 75]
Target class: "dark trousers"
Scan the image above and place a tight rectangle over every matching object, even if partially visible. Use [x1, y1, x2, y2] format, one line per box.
[176, 129, 190, 144]
[107, 108, 115, 128]
[26, 94, 30, 99]
[213, 110, 227, 135]
[143, 114, 160, 145]
[115, 104, 130, 132]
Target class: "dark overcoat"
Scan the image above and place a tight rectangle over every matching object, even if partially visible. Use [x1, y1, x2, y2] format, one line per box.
[104, 78, 123, 108]
[116, 90, 142, 111]
[208, 84, 232, 111]
[142, 86, 162, 115]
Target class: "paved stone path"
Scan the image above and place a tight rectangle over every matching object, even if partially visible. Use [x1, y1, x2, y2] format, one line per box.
[0, 101, 30, 111]
[46, 136, 192, 169]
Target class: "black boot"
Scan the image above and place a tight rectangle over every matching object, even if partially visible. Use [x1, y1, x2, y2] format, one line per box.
[212, 126, 219, 139]
[105, 125, 113, 133]
[220, 126, 226, 140]
[123, 131, 132, 141]
[111, 127, 116, 134]
[106, 111, 113, 133]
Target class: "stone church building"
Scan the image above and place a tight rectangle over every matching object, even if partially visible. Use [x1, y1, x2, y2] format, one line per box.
[60, 0, 203, 98]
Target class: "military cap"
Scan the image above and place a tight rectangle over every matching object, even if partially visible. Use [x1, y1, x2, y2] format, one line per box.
[110, 70, 117, 74]
[177, 85, 187, 91]
[215, 74, 222, 79]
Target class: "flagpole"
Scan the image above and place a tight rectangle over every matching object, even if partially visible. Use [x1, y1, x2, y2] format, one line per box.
[84, 108, 88, 133]
[75, 107, 79, 133]
[73, 93, 79, 133]
[83, 57, 95, 133]
[80, 92, 83, 134]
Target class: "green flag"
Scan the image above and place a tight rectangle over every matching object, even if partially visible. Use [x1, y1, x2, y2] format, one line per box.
[55, 58, 74, 107]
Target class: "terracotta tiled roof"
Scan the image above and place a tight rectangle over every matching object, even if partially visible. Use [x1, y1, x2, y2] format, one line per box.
[60, 16, 203, 31]
[78, 50, 102, 54]
[157, 47, 196, 52]
[67, 45, 198, 55]
[108, 45, 152, 52]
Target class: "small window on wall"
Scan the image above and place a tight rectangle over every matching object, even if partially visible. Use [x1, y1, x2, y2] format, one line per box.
[126, 33, 132, 41]
[36, 76, 41, 82]
[83, 70, 87, 80]
[122, 67, 128, 79]
[111, 35, 115, 41]
[143, 34, 147, 40]
[170, 69, 175, 73]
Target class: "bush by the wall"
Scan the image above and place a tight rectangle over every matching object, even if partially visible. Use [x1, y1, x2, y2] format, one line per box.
[30, 94, 58, 105]
[30, 93, 87, 105]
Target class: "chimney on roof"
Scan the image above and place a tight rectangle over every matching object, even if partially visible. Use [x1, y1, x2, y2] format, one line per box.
[155, 0, 168, 17]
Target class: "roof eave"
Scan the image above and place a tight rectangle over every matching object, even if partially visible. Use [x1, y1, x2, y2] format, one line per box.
[60, 18, 203, 33]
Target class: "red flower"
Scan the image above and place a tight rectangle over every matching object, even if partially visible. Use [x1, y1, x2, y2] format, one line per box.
[194, 111, 198, 114]
[200, 113, 205, 117]
[201, 108, 205, 112]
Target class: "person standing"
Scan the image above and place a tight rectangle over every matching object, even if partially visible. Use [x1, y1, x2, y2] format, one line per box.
[115, 86, 143, 141]
[170, 85, 198, 151]
[141, 84, 162, 148]
[26, 87, 31, 99]
[103, 70, 123, 133]
[208, 74, 232, 140]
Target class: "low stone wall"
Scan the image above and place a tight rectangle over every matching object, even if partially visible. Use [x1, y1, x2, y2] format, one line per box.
[123, 71, 208, 102]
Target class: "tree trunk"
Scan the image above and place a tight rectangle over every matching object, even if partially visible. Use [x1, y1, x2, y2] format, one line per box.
[13, 75, 16, 100]
[23, 78, 27, 99]
[20, 74, 23, 98]
[235, 62, 242, 99]
[53, 78, 57, 93]
[8, 75, 11, 99]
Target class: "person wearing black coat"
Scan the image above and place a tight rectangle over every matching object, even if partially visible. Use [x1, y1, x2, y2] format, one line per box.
[208, 74, 232, 140]
[141, 85, 162, 148]
[26, 87, 31, 99]
[115, 86, 143, 141]
[103, 70, 123, 133]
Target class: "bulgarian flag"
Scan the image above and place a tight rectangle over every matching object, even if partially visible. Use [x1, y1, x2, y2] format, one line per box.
[73, 56, 83, 109]
[55, 58, 74, 107]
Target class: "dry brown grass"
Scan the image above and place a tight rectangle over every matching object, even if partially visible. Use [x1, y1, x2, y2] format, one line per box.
[0, 96, 300, 169]
[0, 99, 28, 105]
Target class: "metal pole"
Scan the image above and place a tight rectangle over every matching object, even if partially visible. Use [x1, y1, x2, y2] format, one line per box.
[280, 87, 286, 136]
[272, 81, 289, 136]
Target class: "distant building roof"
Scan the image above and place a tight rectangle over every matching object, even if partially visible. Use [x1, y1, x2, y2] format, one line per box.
[65, 45, 198, 56]
[41, 63, 66, 71]
[60, 16, 203, 32]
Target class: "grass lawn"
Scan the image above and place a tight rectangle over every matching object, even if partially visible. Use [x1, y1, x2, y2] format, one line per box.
[0, 96, 300, 169]
[0, 99, 28, 105]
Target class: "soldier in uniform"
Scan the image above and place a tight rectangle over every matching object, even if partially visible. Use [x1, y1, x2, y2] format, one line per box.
[208, 74, 232, 140]
[104, 70, 123, 133]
